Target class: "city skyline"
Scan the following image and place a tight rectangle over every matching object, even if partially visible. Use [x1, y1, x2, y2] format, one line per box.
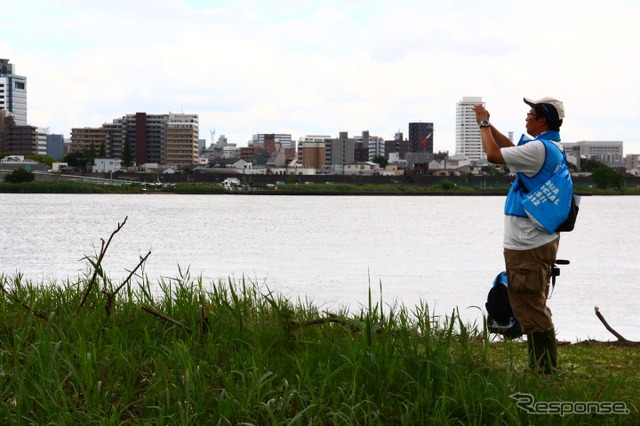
[3, 0, 640, 156]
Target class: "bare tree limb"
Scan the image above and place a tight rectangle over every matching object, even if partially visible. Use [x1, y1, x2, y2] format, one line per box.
[140, 305, 193, 333]
[105, 250, 151, 318]
[594, 306, 629, 342]
[297, 313, 363, 331]
[0, 280, 47, 320]
[74, 216, 128, 317]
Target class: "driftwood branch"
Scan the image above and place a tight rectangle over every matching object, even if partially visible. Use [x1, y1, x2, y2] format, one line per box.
[297, 313, 364, 332]
[594, 306, 629, 342]
[140, 305, 193, 333]
[75, 216, 128, 317]
[105, 250, 152, 318]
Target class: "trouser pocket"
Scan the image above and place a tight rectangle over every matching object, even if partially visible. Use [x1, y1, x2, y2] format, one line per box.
[506, 261, 546, 294]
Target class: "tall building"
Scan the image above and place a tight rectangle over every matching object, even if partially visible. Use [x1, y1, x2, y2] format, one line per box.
[562, 140, 624, 168]
[351, 130, 385, 161]
[326, 132, 356, 168]
[409, 122, 434, 153]
[36, 127, 48, 156]
[46, 133, 66, 159]
[165, 114, 199, 167]
[0, 111, 37, 154]
[70, 112, 199, 167]
[367, 135, 385, 161]
[456, 96, 484, 161]
[297, 135, 330, 169]
[385, 131, 409, 160]
[0, 109, 37, 154]
[70, 127, 110, 155]
[0, 59, 27, 125]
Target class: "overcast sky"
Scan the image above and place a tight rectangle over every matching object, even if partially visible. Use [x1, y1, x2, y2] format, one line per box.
[3, 0, 639, 155]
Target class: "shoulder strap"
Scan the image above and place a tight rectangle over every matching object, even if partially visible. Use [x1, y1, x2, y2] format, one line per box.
[516, 140, 567, 194]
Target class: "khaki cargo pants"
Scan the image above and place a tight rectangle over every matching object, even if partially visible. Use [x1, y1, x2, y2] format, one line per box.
[504, 238, 559, 334]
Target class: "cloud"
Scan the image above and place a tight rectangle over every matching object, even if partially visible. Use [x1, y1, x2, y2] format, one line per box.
[4, 0, 640, 155]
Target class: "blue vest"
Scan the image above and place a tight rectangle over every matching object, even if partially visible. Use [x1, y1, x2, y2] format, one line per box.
[504, 131, 573, 233]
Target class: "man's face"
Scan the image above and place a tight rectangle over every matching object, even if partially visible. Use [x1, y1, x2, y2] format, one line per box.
[525, 107, 545, 137]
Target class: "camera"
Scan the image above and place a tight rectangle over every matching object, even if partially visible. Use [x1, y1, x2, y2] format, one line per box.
[551, 259, 569, 279]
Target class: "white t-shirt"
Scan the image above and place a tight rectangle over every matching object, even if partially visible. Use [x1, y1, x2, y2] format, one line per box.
[500, 140, 561, 250]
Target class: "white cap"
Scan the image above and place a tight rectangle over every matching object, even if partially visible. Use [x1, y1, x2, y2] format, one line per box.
[523, 97, 565, 121]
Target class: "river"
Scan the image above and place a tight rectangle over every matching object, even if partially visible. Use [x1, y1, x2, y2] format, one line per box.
[0, 193, 637, 342]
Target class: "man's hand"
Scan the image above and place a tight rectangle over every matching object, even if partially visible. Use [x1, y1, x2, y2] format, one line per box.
[474, 104, 490, 124]
[474, 103, 506, 164]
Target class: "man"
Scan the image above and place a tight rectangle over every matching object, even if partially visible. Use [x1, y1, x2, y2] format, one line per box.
[474, 97, 569, 373]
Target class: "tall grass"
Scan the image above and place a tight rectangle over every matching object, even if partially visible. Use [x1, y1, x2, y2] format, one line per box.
[0, 180, 143, 193]
[0, 221, 636, 424]
[1, 268, 637, 424]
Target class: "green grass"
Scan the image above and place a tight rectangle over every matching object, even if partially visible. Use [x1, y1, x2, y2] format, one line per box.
[2, 178, 640, 195]
[274, 182, 496, 194]
[1, 269, 638, 424]
[0, 219, 638, 424]
[0, 180, 144, 193]
[168, 183, 227, 194]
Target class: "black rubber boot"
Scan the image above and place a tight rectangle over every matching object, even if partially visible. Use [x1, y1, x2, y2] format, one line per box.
[529, 328, 558, 374]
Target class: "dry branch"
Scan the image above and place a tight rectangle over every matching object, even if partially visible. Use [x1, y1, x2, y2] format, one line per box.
[140, 305, 193, 333]
[594, 306, 630, 342]
[298, 313, 363, 331]
[105, 250, 151, 317]
[74, 216, 128, 317]
[0, 281, 47, 320]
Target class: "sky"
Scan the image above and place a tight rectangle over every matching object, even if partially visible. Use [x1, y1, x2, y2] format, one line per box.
[3, 0, 639, 156]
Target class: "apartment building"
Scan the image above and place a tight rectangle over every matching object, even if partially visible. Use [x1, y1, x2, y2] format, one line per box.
[385, 132, 409, 160]
[165, 114, 199, 167]
[70, 112, 199, 167]
[326, 132, 356, 167]
[409, 122, 434, 154]
[36, 127, 48, 156]
[455, 96, 484, 161]
[70, 127, 111, 154]
[562, 141, 624, 168]
[297, 135, 329, 169]
[366, 134, 386, 161]
[0, 110, 37, 154]
[0, 59, 27, 126]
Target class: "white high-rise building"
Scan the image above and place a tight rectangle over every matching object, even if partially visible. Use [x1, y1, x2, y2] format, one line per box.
[36, 127, 48, 156]
[455, 96, 484, 161]
[0, 59, 27, 125]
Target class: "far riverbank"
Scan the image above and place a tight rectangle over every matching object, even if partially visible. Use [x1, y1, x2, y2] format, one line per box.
[1, 178, 639, 196]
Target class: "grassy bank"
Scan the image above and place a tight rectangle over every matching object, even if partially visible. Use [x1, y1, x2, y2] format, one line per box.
[1, 227, 638, 426]
[1, 273, 638, 424]
[0, 180, 144, 194]
[3, 178, 640, 195]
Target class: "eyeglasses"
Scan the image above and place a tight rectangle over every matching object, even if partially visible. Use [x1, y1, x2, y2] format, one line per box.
[526, 113, 538, 118]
